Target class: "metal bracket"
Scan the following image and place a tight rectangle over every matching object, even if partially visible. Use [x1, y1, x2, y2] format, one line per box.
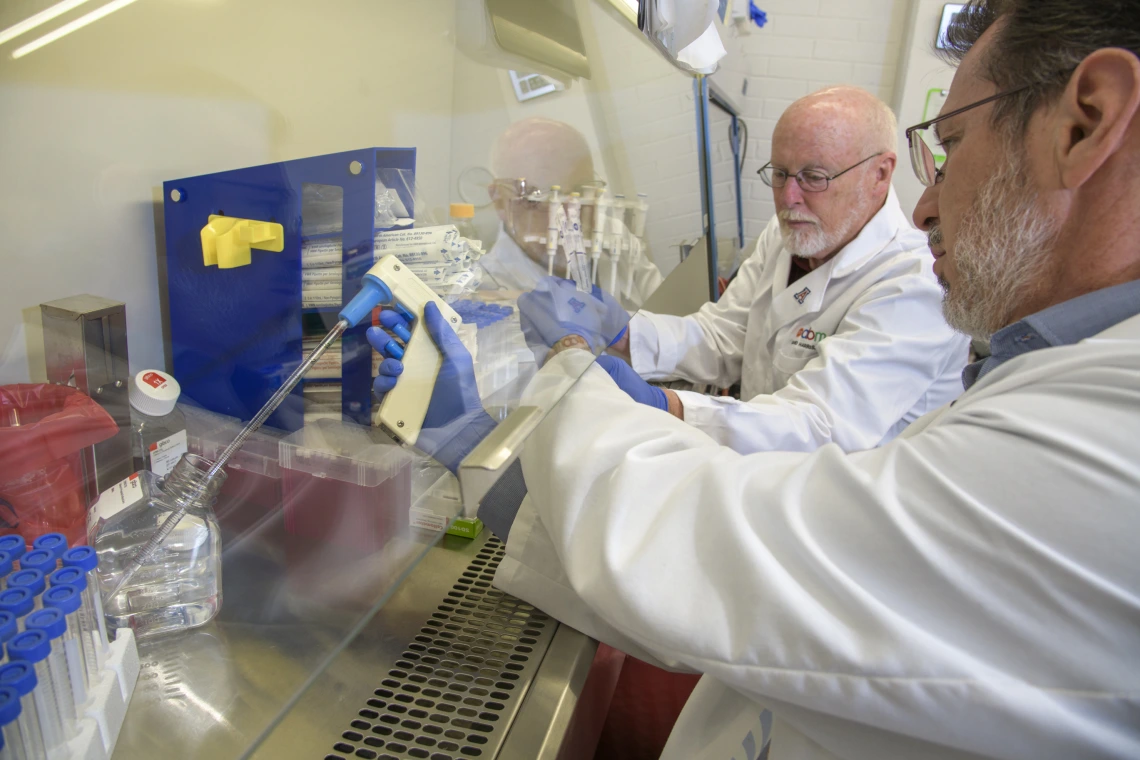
[457, 406, 543, 518]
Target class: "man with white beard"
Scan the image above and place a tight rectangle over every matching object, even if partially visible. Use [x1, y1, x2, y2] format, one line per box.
[580, 85, 971, 454]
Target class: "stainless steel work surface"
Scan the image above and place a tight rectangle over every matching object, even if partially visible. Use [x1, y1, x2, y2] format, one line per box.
[113, 520, 597, 760]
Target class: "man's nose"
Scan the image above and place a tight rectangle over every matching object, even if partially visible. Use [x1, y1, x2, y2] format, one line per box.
[912, 183, 939, 232]
[776, 177, 805, 206]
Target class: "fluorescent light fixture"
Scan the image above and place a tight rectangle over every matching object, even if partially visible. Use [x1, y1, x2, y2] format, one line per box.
[11, 0, 143, 60]
[0, 0, 92, 47]
[607, 0, 638, 24]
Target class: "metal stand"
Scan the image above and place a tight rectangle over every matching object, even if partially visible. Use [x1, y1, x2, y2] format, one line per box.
[693, 75, 719, 302]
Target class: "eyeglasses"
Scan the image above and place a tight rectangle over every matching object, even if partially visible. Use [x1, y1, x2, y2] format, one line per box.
[488, 177, 607, 203]
[904, 84, 1033, 187]
[757, 153, 884, 193]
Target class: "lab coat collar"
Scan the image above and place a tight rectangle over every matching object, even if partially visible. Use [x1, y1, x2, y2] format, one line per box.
[767, 186, 907, 323]
[481, 224, 548, 292]
[830, 184, 910, 279]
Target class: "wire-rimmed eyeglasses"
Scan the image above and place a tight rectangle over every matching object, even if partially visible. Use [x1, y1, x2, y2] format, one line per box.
[757, 153, 884, 193]
[904, 84, 1034, 187]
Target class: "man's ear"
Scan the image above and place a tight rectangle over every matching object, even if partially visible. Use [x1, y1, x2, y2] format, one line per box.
[873, 152, 896, 195]
[1054, 48, 1140, 189]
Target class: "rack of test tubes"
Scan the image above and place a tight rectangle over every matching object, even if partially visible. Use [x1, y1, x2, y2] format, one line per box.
[163, 148, 417, 432]
[0, 535, 139, 760]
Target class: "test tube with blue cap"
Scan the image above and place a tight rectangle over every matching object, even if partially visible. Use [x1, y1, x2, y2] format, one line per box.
[0, 683, 40, 760]
[0, 552, 11, 592]
[5, 631, 65, 750]
[57, 549, 107, 673]
[4, 574, 43, 613]
[24, 610, 78, 730]
[40, 587, 88, 706]
[0, 663, 47, 760]
[30, 536, 67, 574]
[0, 590, 33, 630]
[0, 539, 25, 573]
[15, 554, 53, 583]
[0, 612, 16, 667]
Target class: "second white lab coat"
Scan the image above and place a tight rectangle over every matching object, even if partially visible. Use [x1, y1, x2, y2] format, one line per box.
[494, 313, 1140, 759]
[479, 223, 664, 309]
[630, 187, 969, 454]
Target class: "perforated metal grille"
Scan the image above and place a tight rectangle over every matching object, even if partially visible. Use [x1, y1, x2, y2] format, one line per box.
[324, 536, 554, 760]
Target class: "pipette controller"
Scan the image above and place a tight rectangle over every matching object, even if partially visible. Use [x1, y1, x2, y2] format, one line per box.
[110, 255, 459, 599]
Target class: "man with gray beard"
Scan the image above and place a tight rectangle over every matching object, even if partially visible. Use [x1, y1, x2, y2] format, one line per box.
[597, 85, 969, 454]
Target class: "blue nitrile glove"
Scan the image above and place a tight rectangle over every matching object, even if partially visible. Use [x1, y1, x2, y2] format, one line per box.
[517, 277, 630, 364]
[367, 303, 497, 473]
[594, 355, 668, 411]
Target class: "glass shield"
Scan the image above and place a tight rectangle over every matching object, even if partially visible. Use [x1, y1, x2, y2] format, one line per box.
[0, 0, 710, 757]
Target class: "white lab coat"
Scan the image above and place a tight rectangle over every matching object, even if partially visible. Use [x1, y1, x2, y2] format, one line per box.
[630, 187, 969, 453]
[494, 315, 1140, 759]
[479, 224, 664, 309]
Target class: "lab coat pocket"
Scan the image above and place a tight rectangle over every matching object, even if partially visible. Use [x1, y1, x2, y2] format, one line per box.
[772, 342, 818, 382]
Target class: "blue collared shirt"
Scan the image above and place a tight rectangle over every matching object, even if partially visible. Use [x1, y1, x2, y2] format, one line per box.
[963, 279, 1140, 390]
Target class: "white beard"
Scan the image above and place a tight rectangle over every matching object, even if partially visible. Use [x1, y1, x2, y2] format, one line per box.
[937, 150, 1060, 341]
[779, 199, 870, 260]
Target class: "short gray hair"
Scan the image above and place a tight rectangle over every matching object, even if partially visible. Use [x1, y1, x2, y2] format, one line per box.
[941, 0, 1140, 136]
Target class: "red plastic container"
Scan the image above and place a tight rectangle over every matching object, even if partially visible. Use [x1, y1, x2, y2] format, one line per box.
[184, 404, 285, 536]
[0, 384, 119, 546]
[280, 420, 412, 551]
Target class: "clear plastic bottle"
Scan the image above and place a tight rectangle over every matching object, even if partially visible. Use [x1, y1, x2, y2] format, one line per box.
[128, 370, 187, 479]
[89, 454, 224, 640]
[449, 202, 477, 240]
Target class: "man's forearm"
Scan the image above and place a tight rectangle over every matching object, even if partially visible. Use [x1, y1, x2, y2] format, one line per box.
[664, 389, 684, 420]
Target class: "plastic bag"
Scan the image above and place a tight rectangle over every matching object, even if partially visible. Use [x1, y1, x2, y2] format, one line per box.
[0, 384, 120, 546]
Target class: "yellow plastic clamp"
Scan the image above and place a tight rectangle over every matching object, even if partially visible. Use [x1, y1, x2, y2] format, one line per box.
[200, 215, 284, 269]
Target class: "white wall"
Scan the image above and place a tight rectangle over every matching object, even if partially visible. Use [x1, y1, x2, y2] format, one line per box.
[0, 0, 459, 384]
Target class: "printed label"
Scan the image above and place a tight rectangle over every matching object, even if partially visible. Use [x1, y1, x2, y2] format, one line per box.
[301, 267, 344, 284]
[148, 430, 188, 478]
[141, 371, 168, 389]
[375, 226, 459, 250]
[88, 473, 144, 534]
[409, 507, 448, 533]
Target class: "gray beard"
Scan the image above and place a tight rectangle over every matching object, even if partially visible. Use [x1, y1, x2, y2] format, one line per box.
[938, 151, 1060, 341]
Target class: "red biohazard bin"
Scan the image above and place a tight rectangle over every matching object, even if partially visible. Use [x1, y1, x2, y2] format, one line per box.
[0, 384, 120, 547]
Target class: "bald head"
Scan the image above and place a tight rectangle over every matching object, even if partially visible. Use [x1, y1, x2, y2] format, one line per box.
[769, 86, 898, 263]
[491, 117, 595, 191]
[775, 86, 898, 160]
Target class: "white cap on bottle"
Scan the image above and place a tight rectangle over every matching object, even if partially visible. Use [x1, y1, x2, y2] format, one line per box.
[129, 370, 181, 417]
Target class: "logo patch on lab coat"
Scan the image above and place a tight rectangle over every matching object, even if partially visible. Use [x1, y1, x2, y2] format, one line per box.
[790, 326, 827, 350]
[793, 287, 811, 304]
